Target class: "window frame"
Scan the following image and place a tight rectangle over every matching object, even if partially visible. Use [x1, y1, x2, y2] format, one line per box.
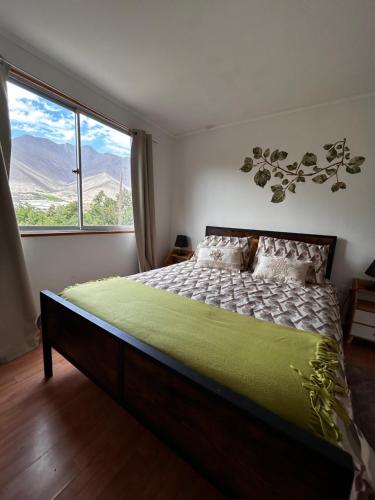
[8, 73, 134, 234]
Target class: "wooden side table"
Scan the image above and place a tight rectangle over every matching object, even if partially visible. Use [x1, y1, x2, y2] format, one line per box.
[346, 278, 375, 342]
[163, 249, 194, 267]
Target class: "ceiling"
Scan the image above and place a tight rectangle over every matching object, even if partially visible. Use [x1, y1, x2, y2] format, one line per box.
[0, 0, 374, 136]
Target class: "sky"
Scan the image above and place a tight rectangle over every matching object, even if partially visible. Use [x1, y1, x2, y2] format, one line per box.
[7, 81, 131, 158]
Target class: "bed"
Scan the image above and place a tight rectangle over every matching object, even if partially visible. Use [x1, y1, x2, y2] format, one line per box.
[41, 226, 357, 499]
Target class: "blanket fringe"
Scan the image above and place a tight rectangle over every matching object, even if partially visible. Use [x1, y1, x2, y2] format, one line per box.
[61, 276, 121, 296]
[290, 337, 350, 445]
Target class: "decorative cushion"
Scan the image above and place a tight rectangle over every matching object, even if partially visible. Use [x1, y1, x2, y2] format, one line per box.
[252, 255, 312, 285]
[253, 236, 329, 284]
[196, 246, 242, 271]
[192, 236, 252, 270]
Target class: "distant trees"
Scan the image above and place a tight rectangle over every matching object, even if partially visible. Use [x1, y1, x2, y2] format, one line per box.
[15, 189, 134, 227]
[15, 201, 78, 226]
[83, 189, 133, 226]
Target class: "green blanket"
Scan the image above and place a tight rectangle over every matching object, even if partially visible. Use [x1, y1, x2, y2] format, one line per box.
[62, 277, 348, 444]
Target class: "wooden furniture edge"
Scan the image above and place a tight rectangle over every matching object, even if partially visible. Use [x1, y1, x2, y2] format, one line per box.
[163, 249, 194, 266]
[21, 229, 135, 237]
[346, 278, 375, 342]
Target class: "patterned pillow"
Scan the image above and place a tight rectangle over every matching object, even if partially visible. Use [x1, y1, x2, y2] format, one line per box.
[253, 236, 329, 284]
[196, 246, 242, 271]
[252, 255, 312, 285]
[192, 236, 252, 270]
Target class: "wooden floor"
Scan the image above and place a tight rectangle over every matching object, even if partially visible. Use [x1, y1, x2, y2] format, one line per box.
[0, 347, 225, 500]
[344, 337, 375, 374]
[1, 339, 373, 500]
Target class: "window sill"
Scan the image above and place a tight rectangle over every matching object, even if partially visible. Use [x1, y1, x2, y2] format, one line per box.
[20, 229, 135, 237]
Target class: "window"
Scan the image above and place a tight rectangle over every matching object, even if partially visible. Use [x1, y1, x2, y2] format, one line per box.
[80, 114, 133, 227]
[7, 79, 133, 232]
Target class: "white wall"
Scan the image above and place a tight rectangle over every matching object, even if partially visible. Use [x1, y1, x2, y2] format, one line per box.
[171, 96, 375, 292]
[0, 32, 174, 310]
[22, 234, 139, 308]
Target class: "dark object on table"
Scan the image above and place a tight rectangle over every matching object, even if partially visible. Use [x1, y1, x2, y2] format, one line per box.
[365, 260, 375, 290]
[174, 234, 188, 255]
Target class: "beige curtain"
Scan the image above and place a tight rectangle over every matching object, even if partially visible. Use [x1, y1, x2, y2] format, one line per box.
[0, 62, 39, 363]
[131, 130, 156, 272]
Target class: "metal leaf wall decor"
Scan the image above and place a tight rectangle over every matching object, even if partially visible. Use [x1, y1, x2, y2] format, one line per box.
[239, 138, 365, 203]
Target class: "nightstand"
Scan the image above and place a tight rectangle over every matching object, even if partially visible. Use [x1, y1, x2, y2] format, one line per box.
[163, 249, 194, 267]
[346, 278, 375, 342]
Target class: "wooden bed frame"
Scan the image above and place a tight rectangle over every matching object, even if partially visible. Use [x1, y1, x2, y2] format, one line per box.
[41, 226, 354, 499]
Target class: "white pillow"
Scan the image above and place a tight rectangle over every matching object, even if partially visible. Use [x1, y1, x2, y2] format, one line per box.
[195, 246, 242, 271]
[252, 255, 312, 285]
[192, 236, 252, 270]
[253, 236, 329, 284]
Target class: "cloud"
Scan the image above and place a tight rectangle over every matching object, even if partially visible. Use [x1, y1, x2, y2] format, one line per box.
[80, 114, 131, 157]
[7, 82, 131, 157]
[7, 81, 76, 144]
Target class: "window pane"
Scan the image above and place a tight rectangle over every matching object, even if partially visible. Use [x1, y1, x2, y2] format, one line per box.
[80, 114, 133, 227]
[8, 81, 78, 226]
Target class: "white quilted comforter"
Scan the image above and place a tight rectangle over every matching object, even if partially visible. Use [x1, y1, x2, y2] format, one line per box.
[129, 261, 342, 341]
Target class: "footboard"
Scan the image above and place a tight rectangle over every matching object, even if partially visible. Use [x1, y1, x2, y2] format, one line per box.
[41, 290, 354, 500]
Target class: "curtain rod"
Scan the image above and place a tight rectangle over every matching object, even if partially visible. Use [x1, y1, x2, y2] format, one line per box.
[0, 54, 159, 144]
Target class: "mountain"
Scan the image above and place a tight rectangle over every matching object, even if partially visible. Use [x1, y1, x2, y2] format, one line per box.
[10, 135, 131, 209]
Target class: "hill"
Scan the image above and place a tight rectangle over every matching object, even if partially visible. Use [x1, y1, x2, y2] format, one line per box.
[10, 135, 131, 210]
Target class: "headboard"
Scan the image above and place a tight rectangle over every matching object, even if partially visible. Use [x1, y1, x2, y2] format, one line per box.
[205, 226, 337, 279]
